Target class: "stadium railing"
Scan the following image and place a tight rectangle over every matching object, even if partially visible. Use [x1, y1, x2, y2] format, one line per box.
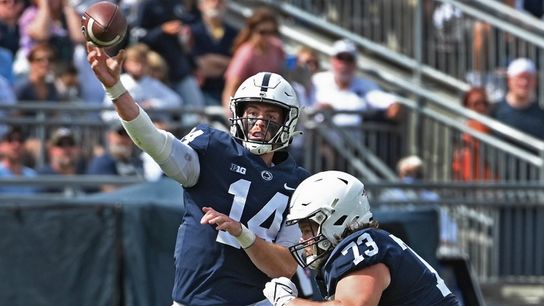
[368, 181, 544, 285]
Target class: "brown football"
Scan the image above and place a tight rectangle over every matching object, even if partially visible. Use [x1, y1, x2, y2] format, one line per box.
[81, 1, 127, 47]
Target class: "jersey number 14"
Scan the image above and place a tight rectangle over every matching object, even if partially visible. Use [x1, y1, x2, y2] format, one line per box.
[216, 179, 289, 248]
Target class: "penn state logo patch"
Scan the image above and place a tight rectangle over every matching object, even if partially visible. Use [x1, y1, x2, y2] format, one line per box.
[261, 170, 273, 181]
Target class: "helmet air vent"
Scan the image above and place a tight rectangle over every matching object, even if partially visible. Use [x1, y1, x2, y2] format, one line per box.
[334, 215, 347, 226]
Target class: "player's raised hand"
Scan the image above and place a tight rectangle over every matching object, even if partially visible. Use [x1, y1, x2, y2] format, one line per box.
[86, 42, 125, 88]
[263, 277, 298, 306]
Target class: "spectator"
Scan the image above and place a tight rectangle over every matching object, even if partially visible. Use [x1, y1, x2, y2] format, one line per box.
[15, 43, 60, 117]
[470, 0, 515, 101]
[73, 41, 105, 106]
[135, 0, 205, 108]
[146, 49, 169, 84]
[491, 58, 544, 140]
[312, 39, 401, 126]
[263, 170, 461, 306]
[380, 155, 459, 253]
[288, 46, 321, 165]
[452, 87, 495, 181]
[15, 0, 84, 77]
[311, 39, 401, 169]
[296, 46, 320, 75]
[380, 155, 440, 202]
[37, 127, 86, 195]
[86, 121, 144, 192]
[290, 46, 320, 107]
[0, 0, 24, 58]
[54, 63, 80, 102]
[188, 0, 238, 106]
[222, 7, 285, 115]
[101, 43, 183, 123]
[0, 126, 38, 194]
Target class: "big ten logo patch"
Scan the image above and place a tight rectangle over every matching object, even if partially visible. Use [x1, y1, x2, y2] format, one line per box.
[230, 163, 246, 175]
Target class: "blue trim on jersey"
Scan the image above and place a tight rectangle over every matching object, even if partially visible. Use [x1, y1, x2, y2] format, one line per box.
[320, 228, 460, 306]
[172, 124, 309, 305]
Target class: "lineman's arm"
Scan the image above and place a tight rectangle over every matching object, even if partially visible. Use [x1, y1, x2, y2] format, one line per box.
[243, 231, 298, 278]
[201, 207, 298, 278]
[87, 43, 199, 186]
[264, 264, 390, 306]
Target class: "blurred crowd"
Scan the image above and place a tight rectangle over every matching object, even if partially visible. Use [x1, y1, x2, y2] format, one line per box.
[2, 0, 544, 196]
[0, 0, 405, 196]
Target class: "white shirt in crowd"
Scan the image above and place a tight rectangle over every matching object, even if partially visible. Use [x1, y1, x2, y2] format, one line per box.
[311, 71, 397, 126]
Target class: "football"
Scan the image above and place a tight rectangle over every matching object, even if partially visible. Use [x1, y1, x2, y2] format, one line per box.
[81, 1, 127, 47]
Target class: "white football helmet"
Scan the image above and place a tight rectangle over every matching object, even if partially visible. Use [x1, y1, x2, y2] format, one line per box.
[286, 171, 373, 269]
[230, 72, 300, 155]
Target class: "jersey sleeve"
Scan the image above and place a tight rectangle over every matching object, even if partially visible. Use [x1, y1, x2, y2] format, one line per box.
[181, 124, 212, 153]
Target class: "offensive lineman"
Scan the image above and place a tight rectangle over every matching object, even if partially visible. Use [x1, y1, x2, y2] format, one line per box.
[86, 43, 309, 305]
[264, 171, 460, 306]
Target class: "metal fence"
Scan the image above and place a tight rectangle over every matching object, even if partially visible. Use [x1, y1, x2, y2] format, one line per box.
[367, 182, 544, 284]
[300, 99, 544, 182]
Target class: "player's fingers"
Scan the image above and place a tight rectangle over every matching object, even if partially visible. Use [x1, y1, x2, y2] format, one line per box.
[95, 46, 106, 60]
[87, 51, 95, 63]
[114, 49, 126, 63]
[200, 213, 213, 224]
[208, 215, 224, 225]
[202, 206, 214, 213]
[90, 60, 100, 70]
[86, 42, 95, 53]
[216, 223, 228, 231]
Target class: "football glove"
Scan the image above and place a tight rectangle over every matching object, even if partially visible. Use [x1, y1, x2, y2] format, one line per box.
[263, 277, 298, 306]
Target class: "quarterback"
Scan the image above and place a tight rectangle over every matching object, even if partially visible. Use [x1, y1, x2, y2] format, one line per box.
[87, 43, 310, 305]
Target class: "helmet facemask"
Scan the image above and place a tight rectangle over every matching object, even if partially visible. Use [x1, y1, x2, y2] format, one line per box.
[287, 210, 334, 270]
[230, 99, 294, 155]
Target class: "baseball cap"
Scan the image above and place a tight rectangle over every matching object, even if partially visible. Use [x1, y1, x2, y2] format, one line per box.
[507, 58, 536, 76]
[397, 155, 423, 173]
[332, 39, 357, 57]
[48, 127, 76, 147]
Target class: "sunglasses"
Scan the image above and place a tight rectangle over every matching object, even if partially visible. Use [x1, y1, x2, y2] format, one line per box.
[4, 136, 24, 143]
[303, 59, 318, 67]
[54, 139, 76, 148]
[467, 100, 489, 107]
[31, 56, 55, 63]
[256, 29, 277, 36]
[0, 0, 20, 5]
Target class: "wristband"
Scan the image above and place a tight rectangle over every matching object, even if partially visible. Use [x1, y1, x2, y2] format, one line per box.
[104, 80, 127, 101]
[236, 224, 256, 249]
